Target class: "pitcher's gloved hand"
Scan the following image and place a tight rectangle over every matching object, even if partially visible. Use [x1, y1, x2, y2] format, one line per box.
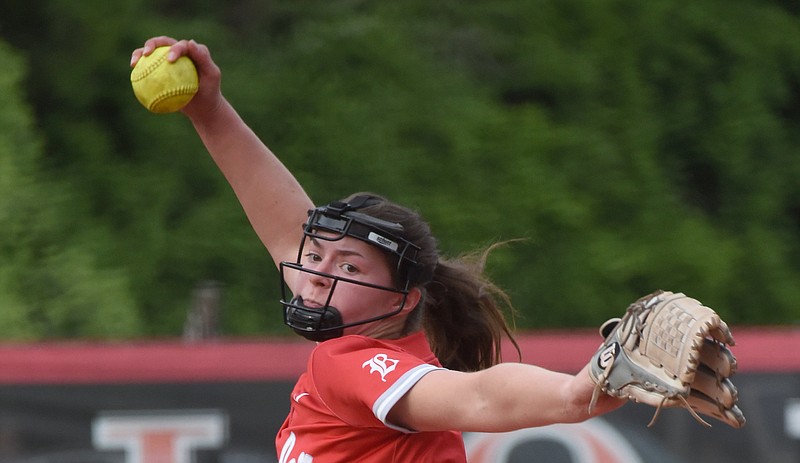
[588, 290, 745, 428]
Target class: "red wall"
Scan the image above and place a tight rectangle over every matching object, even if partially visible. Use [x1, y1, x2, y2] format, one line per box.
[1, 327, 796, 385]
[0, 328, 797, 463]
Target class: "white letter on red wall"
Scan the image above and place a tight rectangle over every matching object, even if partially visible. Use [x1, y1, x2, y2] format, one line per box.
[92, 410, 227, 463]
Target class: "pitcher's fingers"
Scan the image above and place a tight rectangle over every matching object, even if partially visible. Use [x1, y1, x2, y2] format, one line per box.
[130, 36, 178, 67]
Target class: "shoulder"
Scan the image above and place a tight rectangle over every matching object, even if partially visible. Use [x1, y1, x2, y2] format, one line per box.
[307, 333, 440, 386]
[306, 334, 448, 429]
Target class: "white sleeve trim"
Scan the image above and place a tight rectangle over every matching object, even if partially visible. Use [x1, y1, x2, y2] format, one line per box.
[373, 364, 443, 433]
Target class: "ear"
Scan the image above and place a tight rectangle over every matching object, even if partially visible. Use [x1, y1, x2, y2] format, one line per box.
[395, 287, 422, 314]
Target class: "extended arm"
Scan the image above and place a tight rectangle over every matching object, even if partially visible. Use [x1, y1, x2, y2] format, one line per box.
[389, 362, 624, 433]
[131, 37, 313, 268]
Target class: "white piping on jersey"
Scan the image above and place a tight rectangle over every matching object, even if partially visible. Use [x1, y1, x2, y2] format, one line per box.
[373, 364, 443, 433]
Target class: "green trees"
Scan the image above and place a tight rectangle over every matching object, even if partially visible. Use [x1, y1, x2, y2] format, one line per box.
[0, 40, 142, 338]
[1, 0, 798, 339]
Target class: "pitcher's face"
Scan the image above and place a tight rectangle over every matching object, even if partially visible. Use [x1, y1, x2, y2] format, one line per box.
[289, 234, 406, 335]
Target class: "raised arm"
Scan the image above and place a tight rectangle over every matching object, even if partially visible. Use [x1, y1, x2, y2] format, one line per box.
[131, 37, 313, 268]
[388, 362, 624, 433]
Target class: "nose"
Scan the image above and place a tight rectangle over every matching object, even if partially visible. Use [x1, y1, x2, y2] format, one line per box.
[301, 257, 337, 292]
[307, 268, 334, 288]
[298, 268, 335, 307]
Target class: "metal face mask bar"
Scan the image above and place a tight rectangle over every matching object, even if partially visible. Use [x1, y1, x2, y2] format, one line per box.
[279, 262, 410, 341]
[279, 197, 424, 341]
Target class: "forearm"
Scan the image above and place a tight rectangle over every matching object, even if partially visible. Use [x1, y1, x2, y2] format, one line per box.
[472, 362, 598, 431]
[131, 37, 313, 272]
[396, 361, 624, 433]
[188, 98, 313, 265]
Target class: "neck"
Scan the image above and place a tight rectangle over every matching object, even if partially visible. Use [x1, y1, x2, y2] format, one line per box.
[350, 315, 410, 339]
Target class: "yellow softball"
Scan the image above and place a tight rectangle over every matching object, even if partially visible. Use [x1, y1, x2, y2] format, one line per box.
[130, 46, 199, 114]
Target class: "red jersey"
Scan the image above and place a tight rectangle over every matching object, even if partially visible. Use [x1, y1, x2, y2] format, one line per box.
[276, 332, 467, 462]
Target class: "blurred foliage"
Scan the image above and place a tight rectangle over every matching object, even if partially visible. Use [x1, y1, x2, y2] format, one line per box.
[0, 39, 142, 339]
[0, 0, 798, 339]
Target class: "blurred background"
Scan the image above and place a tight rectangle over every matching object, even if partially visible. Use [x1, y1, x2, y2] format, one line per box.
[1, 2, 800, 462]
[1, 0, 799, 340]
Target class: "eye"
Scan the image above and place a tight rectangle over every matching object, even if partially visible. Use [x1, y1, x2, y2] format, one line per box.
[341, 263, 359, 274]
[303, 252, 322, 264]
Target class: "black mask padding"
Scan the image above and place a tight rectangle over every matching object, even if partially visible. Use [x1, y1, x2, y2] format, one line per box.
[284, 297, 344, 342]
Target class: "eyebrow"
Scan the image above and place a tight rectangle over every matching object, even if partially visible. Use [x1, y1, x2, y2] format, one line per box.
[308, 237, 367, 259]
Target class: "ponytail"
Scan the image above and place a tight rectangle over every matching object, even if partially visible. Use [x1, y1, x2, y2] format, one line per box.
[417, 243, 521, 372]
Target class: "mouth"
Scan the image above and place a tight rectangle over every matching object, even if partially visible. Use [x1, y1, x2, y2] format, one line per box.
[293, 296, 324, 309]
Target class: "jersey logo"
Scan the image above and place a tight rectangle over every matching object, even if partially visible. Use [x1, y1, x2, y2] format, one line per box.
[362, 353, 399, 382]
[293, 392, 310, 403]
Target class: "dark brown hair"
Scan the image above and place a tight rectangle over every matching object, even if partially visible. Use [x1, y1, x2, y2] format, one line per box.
[343, 192, 520, 372]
